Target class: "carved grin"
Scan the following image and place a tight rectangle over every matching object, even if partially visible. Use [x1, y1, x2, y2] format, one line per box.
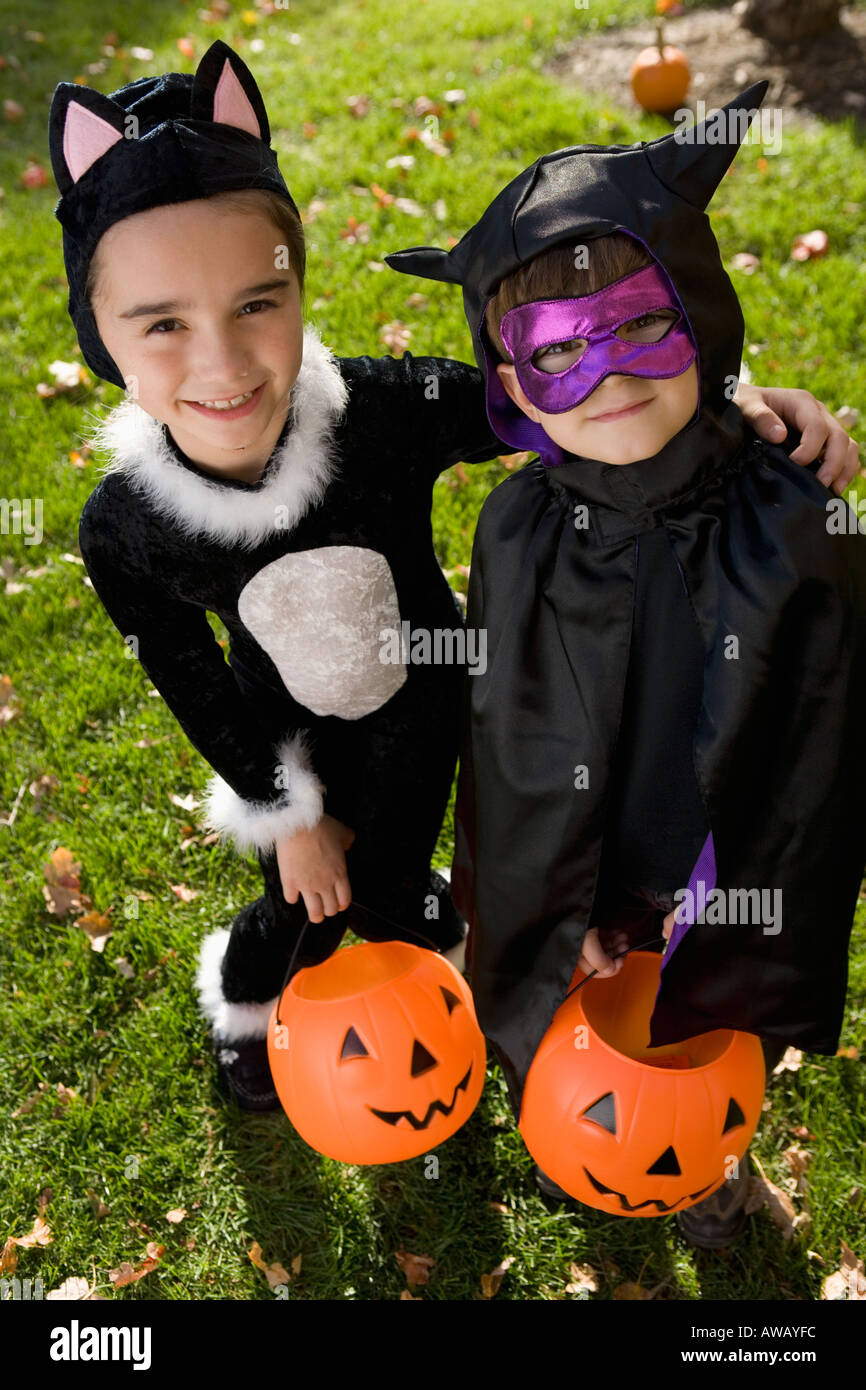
[584, 1167, 717, 1213]
[369, 1064, 473, 1130]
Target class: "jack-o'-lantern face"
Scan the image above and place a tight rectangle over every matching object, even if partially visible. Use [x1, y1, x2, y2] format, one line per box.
[268, 941, 486, 1164]
[520, 952, 766, 1216]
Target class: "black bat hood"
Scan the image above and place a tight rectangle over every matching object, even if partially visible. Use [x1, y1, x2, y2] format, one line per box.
[385, 81, 769, 467]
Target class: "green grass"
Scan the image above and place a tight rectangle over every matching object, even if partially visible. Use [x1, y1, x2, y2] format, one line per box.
[0, 0, 864, 1302]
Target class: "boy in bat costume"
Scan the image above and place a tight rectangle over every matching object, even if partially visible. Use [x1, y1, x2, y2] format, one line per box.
[49, 44, 850, 1125]
[386, 82, 866, 1246]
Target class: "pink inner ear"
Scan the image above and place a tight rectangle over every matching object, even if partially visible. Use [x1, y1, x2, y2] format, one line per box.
[213, 58, 261, 137]
[64, 101, 123, 183]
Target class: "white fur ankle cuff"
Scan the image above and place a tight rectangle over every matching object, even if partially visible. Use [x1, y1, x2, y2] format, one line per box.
[195, 928, 277, 1040]
[201, 731, 325, 854]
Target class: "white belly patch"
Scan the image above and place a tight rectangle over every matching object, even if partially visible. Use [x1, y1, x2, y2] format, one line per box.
[237, 546, 407, 719]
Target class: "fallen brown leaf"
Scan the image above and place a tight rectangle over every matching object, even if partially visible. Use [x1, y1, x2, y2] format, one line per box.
[10, 1215, 53, 1249]
[394, 1248, 434, 1286]
[782, 1146, 812, 1192]
[480, 1255, 515, 1299]
[248, 1240, 291, 1290]
[165, 1208, 187, 1224]
[76, 909, 113, 952]
[46, 1276, 106, 1300]
[170, 884, 198, 903]
[565, 1261, 598, 1294]
[772, 1047, 803, 1075]
[821, 1240, 866, 1300]
[87, 1188, 111, 1219]
[108, 1244, 164, 1288]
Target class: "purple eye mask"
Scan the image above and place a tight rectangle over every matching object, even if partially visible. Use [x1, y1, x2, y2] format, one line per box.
[499, 263, 697, 414]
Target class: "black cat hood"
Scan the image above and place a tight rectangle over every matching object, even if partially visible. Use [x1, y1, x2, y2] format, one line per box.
[49, 39, 298, 389]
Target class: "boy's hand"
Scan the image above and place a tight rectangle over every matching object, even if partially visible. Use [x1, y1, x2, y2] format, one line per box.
[578, 925, 627, 979]
[275, 815, 355, 923]
[734, 382, 860, 494]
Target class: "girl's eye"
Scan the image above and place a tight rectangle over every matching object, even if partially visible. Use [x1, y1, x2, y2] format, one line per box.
[144, 299, 277, 336]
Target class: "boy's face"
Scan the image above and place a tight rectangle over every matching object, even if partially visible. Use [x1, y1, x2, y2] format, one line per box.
[494, 269, 700, 466]
[92, 200, 303, 477]
[497, 356, 699, 466]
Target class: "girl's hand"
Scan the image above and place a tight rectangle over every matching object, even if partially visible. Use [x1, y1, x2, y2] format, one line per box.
[662, 909, 676, 942]
[275, 815, 355, 923]
[734, 382, 860, 494]
[578, 926, 625, 979]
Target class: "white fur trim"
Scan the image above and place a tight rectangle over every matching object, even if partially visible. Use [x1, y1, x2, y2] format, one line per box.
[201, 730, 325, 854]
[195, 927, 278, 1041]
[89, 324, 349, 549]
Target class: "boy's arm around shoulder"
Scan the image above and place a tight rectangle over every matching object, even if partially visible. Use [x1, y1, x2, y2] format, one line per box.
[77, 480, 325, 856]
[339, 349, 512, 478]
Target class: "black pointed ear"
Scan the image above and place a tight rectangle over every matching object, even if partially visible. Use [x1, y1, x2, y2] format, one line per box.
[384, 245, 468, 285]
[190, 39, 270, 143]
[645, 80, 770, 211]
[49, 82, 127, 196]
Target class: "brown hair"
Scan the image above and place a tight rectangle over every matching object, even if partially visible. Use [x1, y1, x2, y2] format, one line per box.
[484, 232, 651, 361]
[85, 186, 306, 311]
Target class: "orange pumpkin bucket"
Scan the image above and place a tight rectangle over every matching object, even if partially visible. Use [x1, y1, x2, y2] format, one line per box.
[267, 940, 487, 1164]
[520, 951, 766, 1216]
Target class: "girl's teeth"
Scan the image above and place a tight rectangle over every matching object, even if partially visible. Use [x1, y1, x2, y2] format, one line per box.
[196, 390, 254, 410]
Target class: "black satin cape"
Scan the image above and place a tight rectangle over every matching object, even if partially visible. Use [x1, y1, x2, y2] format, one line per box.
[452, 406, 866, 1119]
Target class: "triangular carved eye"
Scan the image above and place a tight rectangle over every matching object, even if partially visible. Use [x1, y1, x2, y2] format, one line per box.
[410, 1040, 438, 1077]
[340, 1026, 369, 1061]
[647, 1145, 681, 1176]
[581, 1092, 617, 1135]
[722, 1097, 746, 1134]
[440, 986, 461, 1014]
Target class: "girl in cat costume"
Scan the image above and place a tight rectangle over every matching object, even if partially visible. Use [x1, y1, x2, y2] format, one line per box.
[49, 40, 852, 1112]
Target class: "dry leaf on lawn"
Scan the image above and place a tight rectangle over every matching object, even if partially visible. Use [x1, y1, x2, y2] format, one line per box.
[480, 1255, 515, 1299]
[773, 1047, 803, 1074]
[565, 1262, 598, 1294]
[10, 1215, 53, 1248]
[0, 674, 21, 725]
[170, 884, 198, 903]
[394, 1248, 435, 1286]
[821, 1241, 866, 1300]
[745, 1175, 797, 1239]
[782, 1146, 812, 1191]
[400, 1288, 422, 1299]
[75, 909, 113, 951]
[87, 1188, 111, 1219]
[613, 1282, 654, 1300]
[46, 1276, 106, 1300]
[0, 1238, 18, 1274]
[43, 847, 93, 917]
[108, 1244, 164, 1289]
[248, 1241, 291, 1289]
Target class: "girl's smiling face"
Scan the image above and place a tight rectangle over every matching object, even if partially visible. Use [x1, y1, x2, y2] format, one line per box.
[91, 198, 304, 478]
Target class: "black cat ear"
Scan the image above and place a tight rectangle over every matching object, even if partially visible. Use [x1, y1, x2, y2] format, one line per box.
[49, 82, 127, 195]
[644, 80, 770, 211]
[384, 242, 470, 286]
[190, 39, 271, 143]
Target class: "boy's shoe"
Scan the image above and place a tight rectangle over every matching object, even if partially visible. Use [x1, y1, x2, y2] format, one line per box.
[212, 1032, 282, 1113]
[674, 1152, 752, 1250]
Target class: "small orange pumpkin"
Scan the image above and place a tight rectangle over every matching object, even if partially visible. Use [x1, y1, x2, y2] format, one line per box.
[520, 951, 766, 1216]
[267, 940, 486, 1164]
[630, 20, 690, 113]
